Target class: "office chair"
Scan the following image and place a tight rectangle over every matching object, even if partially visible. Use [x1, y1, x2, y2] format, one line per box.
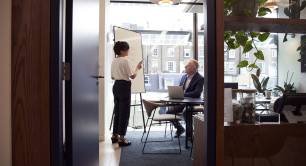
[142, 100, 182, 154]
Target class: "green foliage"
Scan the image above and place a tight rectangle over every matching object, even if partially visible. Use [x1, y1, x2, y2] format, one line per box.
[224, 0, 271, 70]
[284, 0, 306, 19]
[258, 7, 272, 16]
[283, 0, 306, 45]
[274, 71, 296, 94]
[251, 68, 269, 94]
[237, 60, 249, 68]
[224, 31, 270, 70]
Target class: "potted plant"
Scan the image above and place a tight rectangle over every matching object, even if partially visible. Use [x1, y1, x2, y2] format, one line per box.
[274, 71, 296, 95]
[251, 68, 270, 95]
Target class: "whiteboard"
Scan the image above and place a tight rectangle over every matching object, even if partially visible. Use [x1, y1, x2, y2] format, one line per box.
[114, 26, 145, 93]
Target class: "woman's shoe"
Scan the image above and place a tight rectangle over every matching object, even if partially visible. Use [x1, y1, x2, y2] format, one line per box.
[118, 138, 131, 147]
[111, 135, 119, 144]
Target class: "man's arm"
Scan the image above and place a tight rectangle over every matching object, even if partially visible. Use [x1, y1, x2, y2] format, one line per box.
[184, 77, 204, 98]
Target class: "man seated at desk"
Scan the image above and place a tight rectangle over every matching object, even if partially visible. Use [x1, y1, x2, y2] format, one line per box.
[166, 59, 204, 137]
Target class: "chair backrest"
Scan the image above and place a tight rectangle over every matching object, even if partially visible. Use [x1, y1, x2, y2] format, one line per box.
[142, 100, 159, 117]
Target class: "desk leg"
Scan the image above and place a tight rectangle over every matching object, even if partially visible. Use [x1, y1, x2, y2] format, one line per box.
[185, 105, 192, 149]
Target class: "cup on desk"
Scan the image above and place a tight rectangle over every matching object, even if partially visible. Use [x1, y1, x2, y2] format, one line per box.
[265, 90, 272, 99]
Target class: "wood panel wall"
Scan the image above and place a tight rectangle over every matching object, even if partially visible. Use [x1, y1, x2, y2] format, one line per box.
[12, 0, 51, 165]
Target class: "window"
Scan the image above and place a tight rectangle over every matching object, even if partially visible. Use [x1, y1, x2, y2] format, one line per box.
[184, 49, 191, 58]
[152, 59, 158, 68]
[167, 48, 175, 57]
[245, 52, 250, 59]
[228, 50, 236, 59]
[164, 79, 174, 90]
[152, 48, 158, 57]
[257, 62, 265, 73]
[167, 61, 176, 72]
[271, 49, 277, 58]
[144, 75, 150, 86]
[198, 47, 204, 57]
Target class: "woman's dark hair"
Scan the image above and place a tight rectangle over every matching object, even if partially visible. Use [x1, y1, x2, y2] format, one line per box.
[113, 41, 129, 56]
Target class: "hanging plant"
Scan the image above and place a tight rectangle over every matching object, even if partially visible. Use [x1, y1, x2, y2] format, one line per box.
[224, 0, 272, 70]
[224, 31, 270, 70]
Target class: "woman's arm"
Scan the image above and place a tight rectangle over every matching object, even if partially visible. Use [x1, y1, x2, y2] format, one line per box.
[129, 60, 142, 79]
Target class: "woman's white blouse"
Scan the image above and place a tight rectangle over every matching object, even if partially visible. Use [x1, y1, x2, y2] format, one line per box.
[111, 57, 133, 81]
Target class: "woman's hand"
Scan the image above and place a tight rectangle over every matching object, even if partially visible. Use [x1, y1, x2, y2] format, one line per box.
[137, 60, 143, 70]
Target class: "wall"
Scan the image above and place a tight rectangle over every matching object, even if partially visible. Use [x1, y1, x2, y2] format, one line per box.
[99, 0, 107, 141]
[278, 9, 306, 92]
[278, 34, 306, 92]
[0, 0, 12, 165]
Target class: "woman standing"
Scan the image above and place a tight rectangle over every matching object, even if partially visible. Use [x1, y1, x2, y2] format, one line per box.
[111, 41, 142, 147]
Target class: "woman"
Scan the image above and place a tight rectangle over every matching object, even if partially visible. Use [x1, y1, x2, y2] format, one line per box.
[111, 41, 142, 147]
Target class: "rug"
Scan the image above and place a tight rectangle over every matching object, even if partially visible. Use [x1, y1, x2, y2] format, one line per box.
[119, 131, 192, 166]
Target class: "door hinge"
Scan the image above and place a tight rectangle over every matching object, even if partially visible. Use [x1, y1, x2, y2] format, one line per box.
[63, 62, 71, 81]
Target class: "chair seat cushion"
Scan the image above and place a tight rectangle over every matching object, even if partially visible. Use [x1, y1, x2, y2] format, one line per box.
[153, 114, 183, 121]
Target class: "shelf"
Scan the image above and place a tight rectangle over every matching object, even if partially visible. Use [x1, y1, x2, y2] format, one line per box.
[224, 16, 306, 34]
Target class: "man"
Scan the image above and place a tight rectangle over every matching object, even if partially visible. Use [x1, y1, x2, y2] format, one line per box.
[167, 59, 204, 137]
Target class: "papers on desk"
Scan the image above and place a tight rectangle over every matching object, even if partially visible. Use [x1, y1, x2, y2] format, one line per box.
[224, 88, 233, 122]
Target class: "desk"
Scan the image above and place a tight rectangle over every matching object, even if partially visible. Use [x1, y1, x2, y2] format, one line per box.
[159, 97, 204, 149]
[224, 123, 306, 166]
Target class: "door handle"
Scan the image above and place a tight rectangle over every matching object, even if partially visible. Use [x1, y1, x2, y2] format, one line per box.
[91, 75, 104, 79]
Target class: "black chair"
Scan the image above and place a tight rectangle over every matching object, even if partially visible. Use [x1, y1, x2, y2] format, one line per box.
[274, 93, 306, 115]
[142, 100, 182, 154]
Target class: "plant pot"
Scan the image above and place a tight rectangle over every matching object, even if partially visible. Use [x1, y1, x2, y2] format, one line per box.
[241, 103, 256, 124]
[231, 0, 259, 17]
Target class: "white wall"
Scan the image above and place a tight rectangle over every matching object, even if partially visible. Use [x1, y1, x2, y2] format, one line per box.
[278, 34, 306, 92]
[278, 8, 306, 92]
[0, 0, 12, 165]
[99, 0, 108, 141]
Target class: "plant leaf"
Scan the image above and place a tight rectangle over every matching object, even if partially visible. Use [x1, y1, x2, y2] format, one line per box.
[254, 50, 265, 60]
[251, 74, 262, 92]
[250, 32, 259, 38]
[284, 8, 291, 17]
[237, 60, 249, 68]
[249, 63, 259, 69]
[235, 31, 248, 46]
[301, 1, 306, 11]
[224, 31, 231, 40]
[297, 46, 302, 51]
[257, 0, 268, 5]
[262, 77, 269, 90]
[258, 7, 272, 16]
[258, 32, 270, 42]
[256, 68, 261, 77]
[243, 40, 253, 53]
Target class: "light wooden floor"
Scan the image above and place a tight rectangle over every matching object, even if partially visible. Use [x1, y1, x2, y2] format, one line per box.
[99, 133, 121, 166]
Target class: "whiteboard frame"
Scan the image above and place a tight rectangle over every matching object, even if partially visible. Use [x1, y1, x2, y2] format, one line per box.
[113, 26, 146, 93]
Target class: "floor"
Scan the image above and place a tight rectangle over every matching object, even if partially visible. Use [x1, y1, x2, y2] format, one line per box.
[100, 132, 121, 166]
[99, 125, 179, 166]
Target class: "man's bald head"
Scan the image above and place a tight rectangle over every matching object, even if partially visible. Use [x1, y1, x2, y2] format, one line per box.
[185, 59, 198, 75]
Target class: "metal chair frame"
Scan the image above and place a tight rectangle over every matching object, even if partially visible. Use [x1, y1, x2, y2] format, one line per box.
[142, 102, 182, 154]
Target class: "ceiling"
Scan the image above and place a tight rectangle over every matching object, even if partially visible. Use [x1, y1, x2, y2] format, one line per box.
[109, 0, 204, 13]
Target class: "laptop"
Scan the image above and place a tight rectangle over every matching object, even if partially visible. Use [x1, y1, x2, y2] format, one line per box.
[168, 86, 184, 99]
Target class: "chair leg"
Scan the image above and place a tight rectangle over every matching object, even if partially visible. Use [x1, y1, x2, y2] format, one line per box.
[142, 116, 153, 153]
[141, 117, 151, 143]
[177, 132, 182, 153]
[164, 122, 167, 138]
[190, 134, 194, 157]
[170, 123, 173, 141]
